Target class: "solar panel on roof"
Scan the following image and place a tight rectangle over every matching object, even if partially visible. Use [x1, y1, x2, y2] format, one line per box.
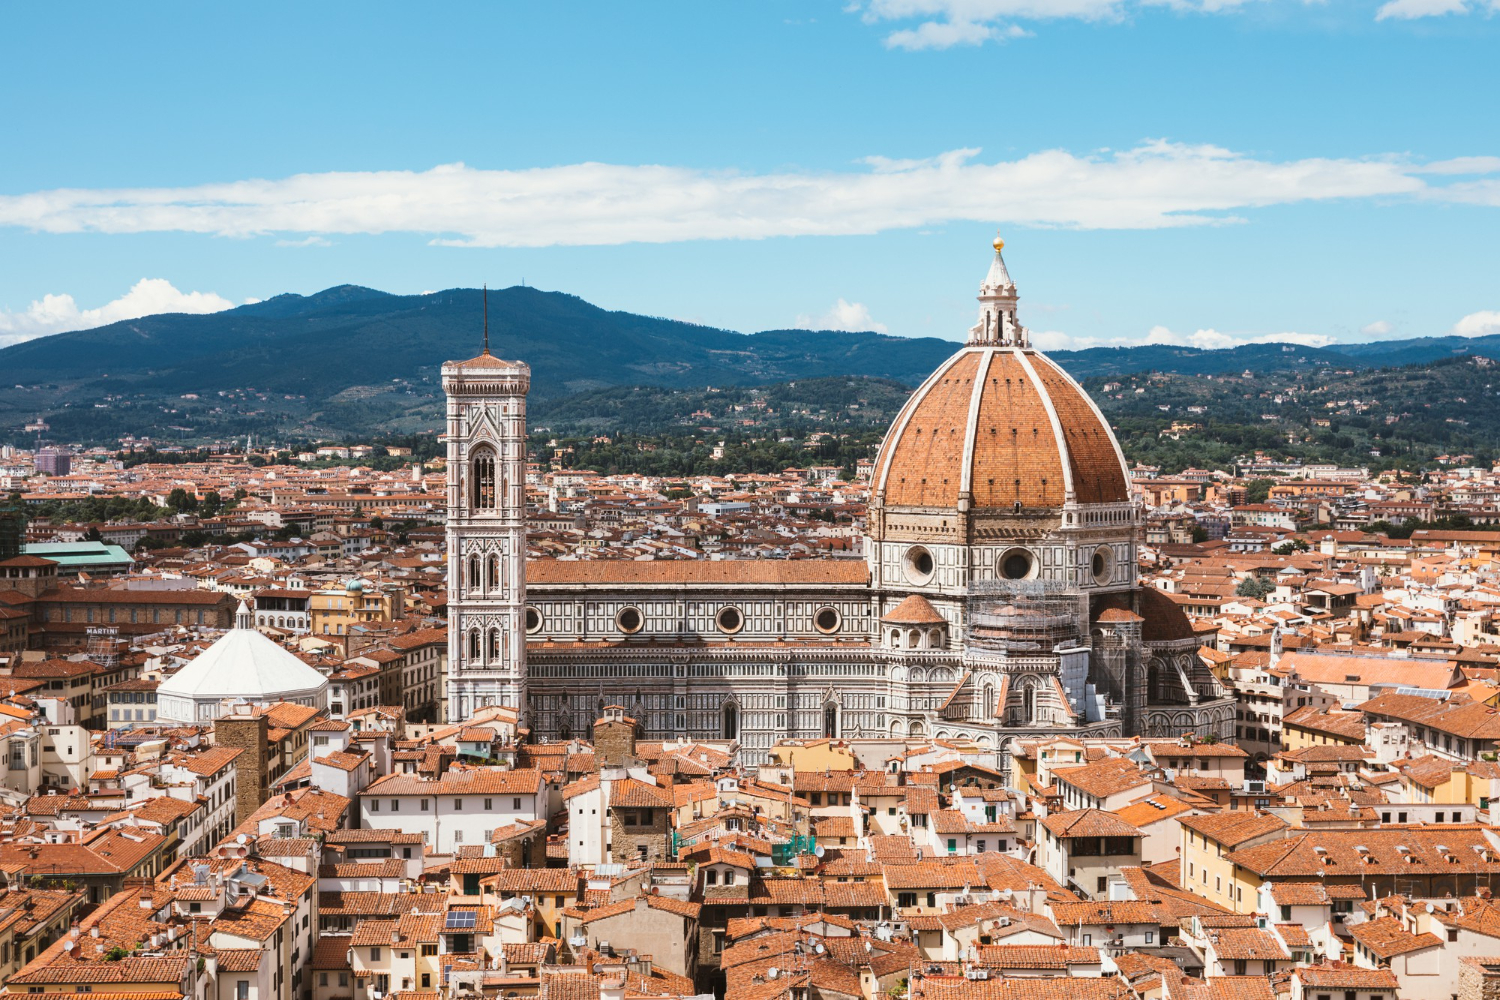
[446, 910, 477, 929]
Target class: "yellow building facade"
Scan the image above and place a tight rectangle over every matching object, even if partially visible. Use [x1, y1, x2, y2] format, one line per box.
[310, 579, 404, 636]
[1180, 812, 1288, 913]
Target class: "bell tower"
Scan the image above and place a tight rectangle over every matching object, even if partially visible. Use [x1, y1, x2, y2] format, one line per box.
[442, 291, 530, 723]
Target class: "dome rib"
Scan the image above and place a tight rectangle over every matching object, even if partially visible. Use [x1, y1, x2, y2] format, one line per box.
[1014, 348, 1076, 505]
[1030, 354, 1131, 505]
[956, 348, 995, 498]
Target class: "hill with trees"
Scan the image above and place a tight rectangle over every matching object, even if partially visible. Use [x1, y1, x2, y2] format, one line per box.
[3, 283, 1497, 473]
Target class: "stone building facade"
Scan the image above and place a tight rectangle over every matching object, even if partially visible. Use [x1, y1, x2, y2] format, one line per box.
[214, 712, 270, 827]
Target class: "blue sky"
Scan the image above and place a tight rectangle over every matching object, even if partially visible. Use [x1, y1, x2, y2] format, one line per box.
[1, 1, 1496, 352]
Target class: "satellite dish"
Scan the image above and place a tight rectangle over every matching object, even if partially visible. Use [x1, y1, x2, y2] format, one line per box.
[815, 943, 826, 954]
[768, 968, 780, 980]
[814, 844, 825, 858]
[1426, 903, 1435, 913]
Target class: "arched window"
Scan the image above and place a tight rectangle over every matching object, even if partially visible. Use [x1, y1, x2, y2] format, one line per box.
[823, 704, 838, 739]
[468, 629, 481, 660]
[1023, 683, 1036, 724]
[468, 555, 481, 590]
[722, 703, 738, 740]
[488, 628, 501, 661]
[488, 554, 501, 592]
[470, 446, 497, 510]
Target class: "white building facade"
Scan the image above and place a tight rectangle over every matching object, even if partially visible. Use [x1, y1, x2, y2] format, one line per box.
[357, 769, 546, 854]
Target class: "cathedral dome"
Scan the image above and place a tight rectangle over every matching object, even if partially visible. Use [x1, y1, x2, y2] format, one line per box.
[872, 242, 1129, 512]
[156, 602, 328, 723]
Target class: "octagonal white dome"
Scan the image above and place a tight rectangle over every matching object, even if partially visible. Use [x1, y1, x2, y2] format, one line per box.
[157, 602, 328, 723]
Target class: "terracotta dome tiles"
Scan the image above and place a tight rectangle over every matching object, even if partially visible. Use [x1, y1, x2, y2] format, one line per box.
[876, 347, 1128, 511]
[881, 593, 948, 625]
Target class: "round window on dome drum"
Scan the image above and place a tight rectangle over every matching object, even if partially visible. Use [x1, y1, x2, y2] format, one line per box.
[1092, 545, 1114, 586]
[1001, 548, 1034, 580]
[717, 606, 744, 634]
[903, 546, 936, 585]
[525, 606, 543, 633]
[616, 607, 643, 634]
[814, 607, 841, 634]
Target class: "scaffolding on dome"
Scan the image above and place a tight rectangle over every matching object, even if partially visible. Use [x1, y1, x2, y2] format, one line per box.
[965, 580, 1083, 654]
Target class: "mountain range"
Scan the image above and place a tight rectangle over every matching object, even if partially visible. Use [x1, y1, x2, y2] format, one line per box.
[2, 284, 1496, 445]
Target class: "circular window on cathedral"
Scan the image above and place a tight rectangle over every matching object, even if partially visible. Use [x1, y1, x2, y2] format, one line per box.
[1000, 547, 1035, 580]
[525, 606, 543, 634]
[903, 545, 936, 585]
[813, 606, 841, 635]
[716, 606, 745, 634]
[1092, 545, 1114, 586]
[615, 607, 644, 634]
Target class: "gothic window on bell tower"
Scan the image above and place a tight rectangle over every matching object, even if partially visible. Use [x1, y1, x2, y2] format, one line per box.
[468, 555, 481, 590]
[470, 446, 497, 510]
[488, 627, 501, 662]
[488, 554, 501, 591]
[468, 629, 481, 660]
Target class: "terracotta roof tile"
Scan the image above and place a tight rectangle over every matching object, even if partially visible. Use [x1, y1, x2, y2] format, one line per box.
[882, 594, 947, 625]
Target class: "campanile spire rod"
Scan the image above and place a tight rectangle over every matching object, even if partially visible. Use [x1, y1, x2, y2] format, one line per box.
[482, 283, 490, 356]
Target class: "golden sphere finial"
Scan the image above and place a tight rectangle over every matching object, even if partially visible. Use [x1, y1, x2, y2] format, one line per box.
[992, 233, 1005, 252]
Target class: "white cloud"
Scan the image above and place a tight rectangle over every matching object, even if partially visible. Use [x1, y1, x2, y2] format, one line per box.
[1146, 325, 1336, 349]
[0, 141, 1488, 249]
[796, 299, 889, 334]
[1413, 156, 1500, 175]
[275, 235, 332, 247]
[854, 0, 1250, 46]
[1032, 324, 1335, 352]
[886, 18, 997, 47]
[1361, 320, 1393, 336]
[1030, 329, 1108, 351]
[855, 0, 1496, 40]
[1453, 310, 1500, 338]
[1375, 0, 1466, 19]
[0, 278, 235, 347]
[884, 18, 1031, 47]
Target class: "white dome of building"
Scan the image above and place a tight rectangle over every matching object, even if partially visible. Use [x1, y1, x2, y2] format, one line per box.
[157, 602, 329, 724]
